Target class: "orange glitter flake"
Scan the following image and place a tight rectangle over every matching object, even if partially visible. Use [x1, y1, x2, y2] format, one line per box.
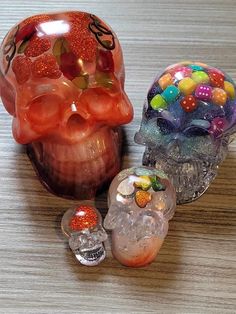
[12, 56, 32, 84]
[69, 205, 99, 231]
[24, 36, 51, 57]
[31, 54, 61, 79]
[135, 190, 152, 208]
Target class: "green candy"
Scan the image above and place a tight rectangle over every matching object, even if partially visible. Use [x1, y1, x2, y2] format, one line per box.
[150, 176, 166, 192]
[150, 94, 167, 110]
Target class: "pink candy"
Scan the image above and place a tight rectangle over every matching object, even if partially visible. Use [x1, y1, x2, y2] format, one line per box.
[170, 66, 192, 80]
[195, 84, 212, 101]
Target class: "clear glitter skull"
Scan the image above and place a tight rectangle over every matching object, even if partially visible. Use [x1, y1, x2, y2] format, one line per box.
[61, 205, 107, 266]
[135, 61, 236, 204]
[104, 166, 176, 267]
[0, 12, 133, 199]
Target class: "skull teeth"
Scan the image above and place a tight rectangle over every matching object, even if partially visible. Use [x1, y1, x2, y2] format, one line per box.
[78, 246, 104, 261]
[27, 127, 121, 199]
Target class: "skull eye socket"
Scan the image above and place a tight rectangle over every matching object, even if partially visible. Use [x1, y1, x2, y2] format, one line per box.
[183, 126, 209, 137]
[27, 94, 62, 132]
[156, 118, 176, 135]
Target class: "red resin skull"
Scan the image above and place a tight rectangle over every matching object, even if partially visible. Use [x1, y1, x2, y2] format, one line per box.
[0, 12, 133, 199]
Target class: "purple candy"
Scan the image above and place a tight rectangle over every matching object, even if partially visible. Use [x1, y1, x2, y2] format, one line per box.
[195, 84, 212, 101]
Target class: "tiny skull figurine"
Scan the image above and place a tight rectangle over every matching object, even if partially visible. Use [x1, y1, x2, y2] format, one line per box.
[135, 61, 236, 204]
[61, 205, 107, 266]
[104, 166, 176, 267]
[0, 12, 133, 199]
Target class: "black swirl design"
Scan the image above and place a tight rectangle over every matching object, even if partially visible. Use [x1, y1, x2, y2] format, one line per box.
[3, 26, 19, 74]
[89, 14, 115, 50]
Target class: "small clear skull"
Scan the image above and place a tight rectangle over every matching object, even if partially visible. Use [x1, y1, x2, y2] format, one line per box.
[104, 166, 176, 267]
[135, 61, 236, 204]
[0, 12, 133, 199]
[61, 205, 107, 266]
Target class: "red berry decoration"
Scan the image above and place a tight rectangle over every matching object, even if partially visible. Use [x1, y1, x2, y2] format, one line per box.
[15, 23, 36, 43]
[12, 56, 32, 84]
[24, 36, 51, 57]
[180, 95, 197, 112]
[31, 54, 61, 79]
[97, 50, 114, 73]
[65, 24, 97, 62]
[69, 205, 99, 231]
[60, 51, 81, 80]
[208, 70, 224, 88]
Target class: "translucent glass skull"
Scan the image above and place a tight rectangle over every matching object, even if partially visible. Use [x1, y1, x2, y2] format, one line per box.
[0, 12, 133, 199]
[61, 205, 107, 266]
[104, 166, 176, 267]
[135, 61, 236, 204]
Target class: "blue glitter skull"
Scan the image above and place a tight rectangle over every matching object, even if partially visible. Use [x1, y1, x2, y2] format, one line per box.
[135, 61, 236, 204]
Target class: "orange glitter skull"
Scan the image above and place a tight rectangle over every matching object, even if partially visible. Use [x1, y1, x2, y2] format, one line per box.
[0, 12, 133, 199]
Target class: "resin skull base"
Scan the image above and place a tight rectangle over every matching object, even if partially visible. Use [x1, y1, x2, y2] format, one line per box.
[104, 166, 176, 267]
[61, 205, 107, 266]
[0, 12, 133, 199]
[135, 61, 236, 204]
[27, 127, 122, 199]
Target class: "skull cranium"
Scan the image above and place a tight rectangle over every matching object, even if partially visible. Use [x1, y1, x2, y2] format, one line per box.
[135, 61, 236, 204]
[61, 205, 107, 266]
[0, 12, 133, 199]
[104, 166, 176, 267]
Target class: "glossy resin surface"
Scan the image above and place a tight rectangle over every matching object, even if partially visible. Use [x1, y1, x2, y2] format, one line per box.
[0, 12, 133, 199]
[104, 166, 176, 267]
[135, 61, 236, 204]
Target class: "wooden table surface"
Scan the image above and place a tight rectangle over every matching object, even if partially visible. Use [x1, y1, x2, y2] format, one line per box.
[0, 0, 235, 313]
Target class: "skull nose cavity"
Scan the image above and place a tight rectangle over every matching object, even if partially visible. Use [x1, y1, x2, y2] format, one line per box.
[66, 113, 88, 136]
[167, 139, 181, 154]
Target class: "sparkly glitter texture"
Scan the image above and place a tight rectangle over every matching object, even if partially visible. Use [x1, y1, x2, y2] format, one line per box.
[31, 54, 61, 79]
[135, 190, 152, 208]
[24, 36, 51, 57]
[69, 205, 99, 231]
[12, 56, 32, 84]
[65, 24, 97, 62]
[0, 12, 133, 199]
[64, 13, 98, 62]
[20, 14, 52, 29]
[135, 61, 236, 204]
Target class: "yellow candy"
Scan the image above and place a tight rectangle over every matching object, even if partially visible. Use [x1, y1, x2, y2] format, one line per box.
[158, 73, 173, 90]
[134, 175, 151, 190]
[191, 71, 209, 84]
[178, 77, 197, 95]
[212, 88, 227, 106]
[224, 81, 235, 99]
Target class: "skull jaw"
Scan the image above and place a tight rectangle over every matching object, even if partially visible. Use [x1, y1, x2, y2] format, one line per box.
[74, 243, 106, 266]
[111, 229, 164, 267]
[27, 126, 122, 199]
[142, 146, 227, 204]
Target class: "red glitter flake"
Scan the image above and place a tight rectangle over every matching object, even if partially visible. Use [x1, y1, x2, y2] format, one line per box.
[31, 54, 62, 79]
[69, 205, 99, 231]
[68, 35, 97, 62]
[24, 36, 51, 57]
[20, 14, 52, 29]
[12, 56, 32, 84]
[67, 12, 90, 26]
[65, 22, 98, 62]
